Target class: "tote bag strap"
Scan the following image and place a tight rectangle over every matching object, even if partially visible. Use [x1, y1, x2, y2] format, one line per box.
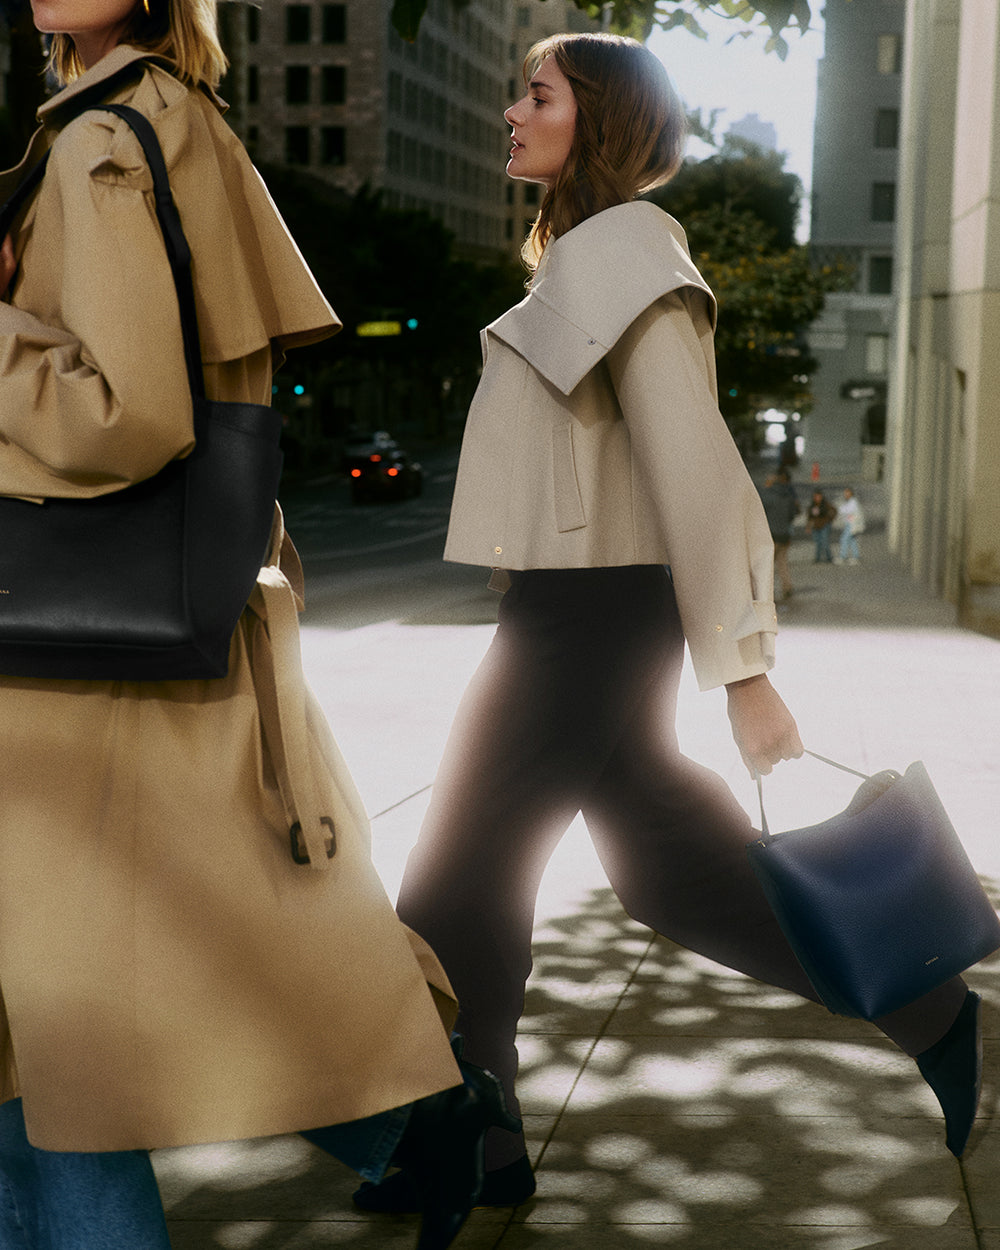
[0, 63, 152, 260]
[91, 103, 206, 403]
[754, 750, 871, 839]
[0, 100, 206, 405]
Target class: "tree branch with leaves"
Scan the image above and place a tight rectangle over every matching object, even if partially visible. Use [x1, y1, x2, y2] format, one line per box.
[393, 0, 814, 58]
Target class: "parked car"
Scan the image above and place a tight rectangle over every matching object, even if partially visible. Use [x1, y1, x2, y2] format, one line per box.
[342, 431, 423, 503]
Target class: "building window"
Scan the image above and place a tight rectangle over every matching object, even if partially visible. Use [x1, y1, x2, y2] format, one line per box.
[247, 64, 259, 105]
[285, 65, 310, 105]
[865, 333, 890, 375]
[524, 184, 540, 207]
[285, 125, 311, 164]
[877, 33, 901, 74]
[321, 126, 346, 165]
[286, 5, 311, 44]
[323, 4, 347, 42]
[869, 256, 893, 294]
[322, 65, 346, 104]
[388, 71, 402, 112]
[248, 6, 259, 42]
[871, 182, 896, 222]
[874, 108, 899, 149]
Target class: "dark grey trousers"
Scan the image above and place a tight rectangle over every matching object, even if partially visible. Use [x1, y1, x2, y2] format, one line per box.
[396, 566, 966, 1168]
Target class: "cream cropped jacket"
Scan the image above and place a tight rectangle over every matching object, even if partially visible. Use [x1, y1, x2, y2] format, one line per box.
[444, 201, 778, 692]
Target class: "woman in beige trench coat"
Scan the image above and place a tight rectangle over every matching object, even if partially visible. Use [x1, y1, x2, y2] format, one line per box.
[0, 2, 515, 1247]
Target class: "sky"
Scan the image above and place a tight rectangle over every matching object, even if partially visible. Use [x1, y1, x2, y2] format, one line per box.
[647, 7, 826, 240]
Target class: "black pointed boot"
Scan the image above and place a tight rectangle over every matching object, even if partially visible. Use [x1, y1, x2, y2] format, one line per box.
[395, 1056, 521, 1250]
[915, 989, 983, 1158]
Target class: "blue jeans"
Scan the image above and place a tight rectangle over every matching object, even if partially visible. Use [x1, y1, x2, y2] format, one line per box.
[839, 527, 860, 560]
[812, 525, 832, 562]
[0, 1100, 170, 1250]
[0, 1096, 410, 1248]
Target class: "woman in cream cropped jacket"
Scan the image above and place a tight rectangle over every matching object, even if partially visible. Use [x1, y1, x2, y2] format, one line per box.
[354, 31, 981, 1217]
[444, 197, 777, 693]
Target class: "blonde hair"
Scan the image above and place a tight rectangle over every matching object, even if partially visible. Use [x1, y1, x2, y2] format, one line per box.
[48, 0, 227, 89]
[521, 33, 686, 270]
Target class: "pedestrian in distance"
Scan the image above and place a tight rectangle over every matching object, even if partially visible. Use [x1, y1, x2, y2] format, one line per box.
[759, 467, 800, 599]
[0, 2, 515, 1247]
[806, 487, 837, 563]
[355, 31, 984, 1216]
[836, 485, 865, 564]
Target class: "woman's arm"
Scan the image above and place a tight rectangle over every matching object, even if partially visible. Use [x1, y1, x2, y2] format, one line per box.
[605, 291, 804, 773]
[0, 115, 195, 499]
[605, 291, 778, 691]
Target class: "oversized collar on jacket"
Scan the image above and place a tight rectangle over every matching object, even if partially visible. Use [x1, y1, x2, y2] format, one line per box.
[488, 201, 717, 396]
[37, 44, 227, 125]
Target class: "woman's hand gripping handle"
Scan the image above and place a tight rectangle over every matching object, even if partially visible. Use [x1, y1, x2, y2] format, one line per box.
[725, 673, 804, 776]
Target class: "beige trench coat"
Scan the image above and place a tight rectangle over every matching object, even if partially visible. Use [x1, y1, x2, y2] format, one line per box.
[0, 48, 460, 1152]
[443, 202, 778, 692]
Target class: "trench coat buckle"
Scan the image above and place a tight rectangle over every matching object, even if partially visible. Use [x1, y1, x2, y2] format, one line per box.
[289, 817, 336, 865]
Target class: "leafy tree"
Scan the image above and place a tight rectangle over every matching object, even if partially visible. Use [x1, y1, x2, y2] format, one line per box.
[256, 169, 524, 463]
[650, 140, 851, 448]
[393, 0, 813, 56]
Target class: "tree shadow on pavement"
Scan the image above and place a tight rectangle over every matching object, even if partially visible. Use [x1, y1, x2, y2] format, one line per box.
[498, 880, 1000, 1249]
[158, 880, 1000, 1250]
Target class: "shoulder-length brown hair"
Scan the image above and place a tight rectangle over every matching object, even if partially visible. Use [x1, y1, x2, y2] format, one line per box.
[48, 0, 227, 89]
[521, 33, 686, 271]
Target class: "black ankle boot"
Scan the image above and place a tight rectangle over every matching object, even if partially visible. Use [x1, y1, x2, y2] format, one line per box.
[394, 1058, 521, 1250]
[916, 989, 982, 1158]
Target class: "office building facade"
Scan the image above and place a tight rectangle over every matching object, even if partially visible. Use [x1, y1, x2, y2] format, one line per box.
[889, 1, 1000, 634]
[225, 0, 515, 260]
[806, 0, 905, 478]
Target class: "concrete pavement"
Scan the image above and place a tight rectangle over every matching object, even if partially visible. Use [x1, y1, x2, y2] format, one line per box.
[156, 480, 1000, 1249]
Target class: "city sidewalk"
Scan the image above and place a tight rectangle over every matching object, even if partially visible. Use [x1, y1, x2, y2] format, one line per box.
[156, 480, 1000, 1249]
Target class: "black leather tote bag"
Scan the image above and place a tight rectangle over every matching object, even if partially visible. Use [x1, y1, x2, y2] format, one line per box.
[747, 751, 1000, 1020]
[0, 103, 282, 681]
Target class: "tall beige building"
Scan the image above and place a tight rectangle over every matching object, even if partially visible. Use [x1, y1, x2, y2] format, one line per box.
[228, 0, 510, 259]
[889, 1, 1000, 635]
[222, 0, 598, 261]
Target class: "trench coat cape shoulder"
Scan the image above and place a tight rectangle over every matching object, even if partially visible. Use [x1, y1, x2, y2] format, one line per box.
[0, 46, 340, 499]
[444, 201, 777, 692]
[0, 49, 461, 1152]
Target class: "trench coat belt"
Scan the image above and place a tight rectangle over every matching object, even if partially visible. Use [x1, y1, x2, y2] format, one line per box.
[248, 545, 337, 870]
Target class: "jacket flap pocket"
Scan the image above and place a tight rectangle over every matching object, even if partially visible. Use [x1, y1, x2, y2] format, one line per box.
[552, 423, 586, 533]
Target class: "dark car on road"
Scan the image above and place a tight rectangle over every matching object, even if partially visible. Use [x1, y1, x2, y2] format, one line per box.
[342, 430, 423, 503]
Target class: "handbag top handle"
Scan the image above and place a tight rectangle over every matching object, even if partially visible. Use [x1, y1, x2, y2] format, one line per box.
[0, 100, 207, 406]
[754, 750, 872, 841]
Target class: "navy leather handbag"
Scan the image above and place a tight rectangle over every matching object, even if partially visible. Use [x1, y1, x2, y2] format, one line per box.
[747, 751, 1000, 1019]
